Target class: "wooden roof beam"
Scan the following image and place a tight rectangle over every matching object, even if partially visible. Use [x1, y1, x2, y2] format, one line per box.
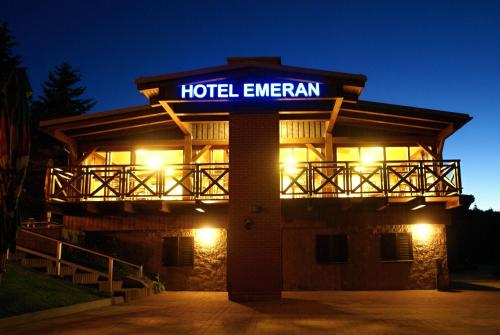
[192, 145, 213, 162]
[48, 110, 169, 132]
[338, 116, 444, 131]
[326, 97, 343, 133]
[436, 123, 455, 155]
[417, 143, 439, 160]
[159, 101, 191, 136]
[70, 119, 174, 138]
[52, 130, 78, 162]
[305, 143, 326, 161]
[76, 147, 98, 165]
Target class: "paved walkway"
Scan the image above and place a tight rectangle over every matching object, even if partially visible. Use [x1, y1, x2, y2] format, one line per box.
[4, 290, 500, 335]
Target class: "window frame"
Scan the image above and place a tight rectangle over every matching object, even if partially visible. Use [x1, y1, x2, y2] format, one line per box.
[162, 236, 194, 267]
[379, 232, 414, 262]
[315, 233, 349, 264]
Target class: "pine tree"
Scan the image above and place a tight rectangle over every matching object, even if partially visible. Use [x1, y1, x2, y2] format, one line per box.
[32, 63, 96, 121]
[23, 64, 96, 220]
[0, 21, 21, 81]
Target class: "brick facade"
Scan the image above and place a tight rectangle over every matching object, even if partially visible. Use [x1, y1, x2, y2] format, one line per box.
[227, 112, 282, 300]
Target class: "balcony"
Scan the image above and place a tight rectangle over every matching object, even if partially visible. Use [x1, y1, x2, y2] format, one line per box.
[46, 160, 461, 203]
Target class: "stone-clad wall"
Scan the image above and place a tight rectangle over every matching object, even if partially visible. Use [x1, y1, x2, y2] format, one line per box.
[108, 229, 227, 291]
[63, 213, 228, 291]
[282, 204, 451, 290]
[62, 202, 450, 290]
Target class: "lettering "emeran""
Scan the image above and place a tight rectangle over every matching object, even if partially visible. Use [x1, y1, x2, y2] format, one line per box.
[180, 82, 320, 99]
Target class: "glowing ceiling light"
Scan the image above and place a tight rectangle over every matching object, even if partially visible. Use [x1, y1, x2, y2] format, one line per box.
[165, 167, 174, 176]
[412, 223, 435, 243]
[194, 200, 206, 213]
[135, 149, 147, 155]
[146, 156, 162, 170]
[410, 197, 426, 211]
[361, 154, 375, 164]
[284, 156, 297, 174]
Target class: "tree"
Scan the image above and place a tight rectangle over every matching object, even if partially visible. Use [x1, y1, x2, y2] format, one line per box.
[22, 63, 96, 220]
[0, 22, 21, 81]
[0, 22, 31, 286]
[32, 63, 96, 122]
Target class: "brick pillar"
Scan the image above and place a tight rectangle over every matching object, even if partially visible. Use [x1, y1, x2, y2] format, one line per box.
[227, 112, 282, 301]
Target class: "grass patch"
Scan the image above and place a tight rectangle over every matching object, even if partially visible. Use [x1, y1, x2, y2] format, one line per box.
[0, 261, 108, 318]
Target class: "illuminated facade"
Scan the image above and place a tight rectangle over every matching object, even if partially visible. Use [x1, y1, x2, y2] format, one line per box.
[40, 57, 472, 300]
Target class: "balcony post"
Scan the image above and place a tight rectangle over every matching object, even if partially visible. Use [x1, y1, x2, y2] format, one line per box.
[419, 161, 425, 195]
[183, 135, 193, 199]
[107, 257, 114, 293]
[56, 241, 62, 276]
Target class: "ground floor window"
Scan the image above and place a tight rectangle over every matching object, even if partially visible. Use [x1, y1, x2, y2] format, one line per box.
[315, 234, 349, 263]
[380, 233, 413, 261]
[162, 236, 194, 266]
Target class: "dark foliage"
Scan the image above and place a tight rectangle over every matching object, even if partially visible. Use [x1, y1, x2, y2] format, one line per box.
[0, 22, 21, 82]
[448, 206, 500, 271]
[22, 63, 96, 220]
[31, 63, 95, 122]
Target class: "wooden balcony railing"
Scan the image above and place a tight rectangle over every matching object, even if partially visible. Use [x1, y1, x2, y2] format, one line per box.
[46, 160, 461, 202]
[47, 163, 229, 202]
[280, 160, 462, 198]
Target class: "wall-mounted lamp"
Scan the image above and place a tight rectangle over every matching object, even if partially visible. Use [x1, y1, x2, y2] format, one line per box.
[244, 218, 254, 230]
[411, 223, 435, 243]
[410, 197, 426, 211]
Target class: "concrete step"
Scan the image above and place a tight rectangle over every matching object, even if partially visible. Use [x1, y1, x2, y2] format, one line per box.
[21, 258, 51, 269]
[72, 272, 100, 284]
[98, 280, 124, 292]
[47, 265, 77, 276]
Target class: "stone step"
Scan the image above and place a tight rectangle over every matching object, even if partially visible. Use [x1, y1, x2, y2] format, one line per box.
[98, 280, 124, 292]
[47, 265, 77, 276]
[72, 272, 100, 284]
[21, 258, 51, 269]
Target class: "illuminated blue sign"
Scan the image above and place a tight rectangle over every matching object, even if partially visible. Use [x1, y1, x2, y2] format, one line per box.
[180, 82, 321, 99]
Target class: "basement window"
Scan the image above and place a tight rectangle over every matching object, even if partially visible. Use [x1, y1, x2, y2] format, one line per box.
[316, 234, 349, 263]
[380, 233, 413, 261]
[162, 236, 194, 266]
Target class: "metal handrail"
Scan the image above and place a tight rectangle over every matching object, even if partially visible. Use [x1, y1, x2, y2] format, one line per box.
[17, 228, 143, 292]
[19, 229, 141, 270]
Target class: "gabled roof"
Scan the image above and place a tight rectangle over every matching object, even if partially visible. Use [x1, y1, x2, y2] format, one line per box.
[136, 57, 367, 103]
[39, 57, 472, 150]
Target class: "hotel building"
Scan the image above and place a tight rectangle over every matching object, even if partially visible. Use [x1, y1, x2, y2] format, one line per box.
[39, 57, 472, 300]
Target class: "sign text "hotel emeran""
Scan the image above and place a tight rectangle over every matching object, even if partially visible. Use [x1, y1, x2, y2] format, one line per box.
[180, 82, 320, 99]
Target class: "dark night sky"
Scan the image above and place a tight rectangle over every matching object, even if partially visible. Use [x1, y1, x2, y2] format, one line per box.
[3, 0, 500, 210]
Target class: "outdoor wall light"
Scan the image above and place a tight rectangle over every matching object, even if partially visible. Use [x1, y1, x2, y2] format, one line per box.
[410, 197, 426, 211]
[196, 227, 217, 248]
[411, 223, 435, 243]
[194, 200, 206, 213]
[244, 218, 254, 230]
